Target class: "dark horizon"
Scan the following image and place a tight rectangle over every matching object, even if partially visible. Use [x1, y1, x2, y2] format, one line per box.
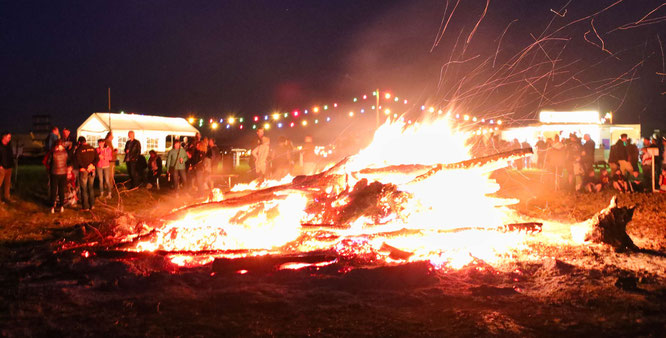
[1, 0, 664, 137]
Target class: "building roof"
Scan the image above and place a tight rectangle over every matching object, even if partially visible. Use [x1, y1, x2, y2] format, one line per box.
[78, 113, 199, 135]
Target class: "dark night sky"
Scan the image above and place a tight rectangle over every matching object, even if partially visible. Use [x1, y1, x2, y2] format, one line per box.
[1, 0, 664, 138]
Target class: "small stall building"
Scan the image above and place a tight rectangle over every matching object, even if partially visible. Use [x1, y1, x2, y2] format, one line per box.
[77, 113, 199, 154]
[500, 110, 641, 161]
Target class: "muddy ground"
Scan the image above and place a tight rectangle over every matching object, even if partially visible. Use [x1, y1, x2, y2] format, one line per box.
[1, 168, 665, 336]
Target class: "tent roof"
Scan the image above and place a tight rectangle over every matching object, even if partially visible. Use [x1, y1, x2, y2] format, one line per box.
[80, 113, 199, 134]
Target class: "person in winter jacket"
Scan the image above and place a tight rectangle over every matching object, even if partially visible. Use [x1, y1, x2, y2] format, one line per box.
[146, 150, 162, 189]
[75, 137, 99, 210]
[48, 140, 69, 213]
[124, 131, 142, 188]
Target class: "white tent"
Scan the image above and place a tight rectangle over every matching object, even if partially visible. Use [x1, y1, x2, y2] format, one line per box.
[77, 113, 199, 154]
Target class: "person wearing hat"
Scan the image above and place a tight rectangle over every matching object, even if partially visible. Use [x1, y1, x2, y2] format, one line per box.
[74, 136, 99, 210]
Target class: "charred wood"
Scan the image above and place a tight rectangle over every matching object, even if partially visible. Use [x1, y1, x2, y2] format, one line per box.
[583, 196, 638, 252]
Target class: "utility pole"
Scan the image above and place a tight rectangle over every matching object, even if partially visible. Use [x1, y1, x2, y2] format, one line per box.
[108, 87, 112, 129]
[375, 88, 380, 128]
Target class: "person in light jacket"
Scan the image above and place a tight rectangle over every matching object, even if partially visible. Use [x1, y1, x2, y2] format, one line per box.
[165, 140, 188, 190]
[252, 136, 270, 179]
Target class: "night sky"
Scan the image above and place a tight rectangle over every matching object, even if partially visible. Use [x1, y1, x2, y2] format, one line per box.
[1, 0, 664, 139]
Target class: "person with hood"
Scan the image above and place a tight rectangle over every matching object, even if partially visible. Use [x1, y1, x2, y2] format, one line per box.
[0, 132, 15, 203]
[75, 136, 99, 210]
[47, 140, 69, 213]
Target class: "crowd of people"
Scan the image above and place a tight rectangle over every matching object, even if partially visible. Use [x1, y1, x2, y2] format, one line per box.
[524, 132, 665, 193]
[40, 127, 225, 213]
[248, 128, 318, 180]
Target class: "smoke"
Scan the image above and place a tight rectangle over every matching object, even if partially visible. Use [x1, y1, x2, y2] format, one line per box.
[336, 0, 666, 128]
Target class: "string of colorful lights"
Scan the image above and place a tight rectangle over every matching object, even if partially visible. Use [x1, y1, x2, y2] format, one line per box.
[184, 90, 503, 133]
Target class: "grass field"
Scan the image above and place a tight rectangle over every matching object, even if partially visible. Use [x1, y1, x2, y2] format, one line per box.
[0, 166, 664, 336]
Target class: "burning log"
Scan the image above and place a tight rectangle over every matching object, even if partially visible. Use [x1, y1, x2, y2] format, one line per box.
[582, 196, 638, 252]
[211, 250, 337, 273]
[411, 147, 533, 183]
[164, 148, 533, 222]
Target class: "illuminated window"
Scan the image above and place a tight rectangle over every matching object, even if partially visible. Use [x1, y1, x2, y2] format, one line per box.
[86, 135, 98, 147]
[146, 137, 159, 150]
[117, 136, 128, 150]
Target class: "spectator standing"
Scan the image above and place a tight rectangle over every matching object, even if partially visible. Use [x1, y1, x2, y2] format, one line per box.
[44, 126, 60, 152]
[627, 138, 639, 172]
[124, 131, 142, 188]
[61, 128, 76, 156]
[640, 138, 654, 190]
[273, 136, 294, 178]
[301, 136, 316, 175]
[0, 132, 14, 203]
[187, 141, 205, 190]
[249, 128, 264, 176]
[653, 136, 663, 190]
[581, 134, 595, 173]
[566, 134, 584, 190]
[166, 140, 188, 191]
[608, 134, 632, 176]
[535, 137, 547, 169]
[548, 134, 565, 189]
[511, 139, 523, 170]
[520, 140, 531, 169]
[96, 139, 113, 198]
[105, 131, 117, 184]
[146, 150, 162, 189]
[207, 138, 221, 174]
[75, 137, 99, 210]
[200, 138, 212, 189]
[252, 136, 270, 179]
[47, 140, 68, 213]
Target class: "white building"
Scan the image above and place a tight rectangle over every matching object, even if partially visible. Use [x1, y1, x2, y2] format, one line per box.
[77, 113, 199, 154]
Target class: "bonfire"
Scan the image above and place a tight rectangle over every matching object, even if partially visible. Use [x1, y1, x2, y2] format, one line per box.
[88, 116, 637, 273]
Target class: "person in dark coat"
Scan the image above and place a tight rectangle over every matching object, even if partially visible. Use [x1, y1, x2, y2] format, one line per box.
[48, 140, 69, 213]
[608, 134, 631, 176]
[75, 136, 99, 210]
[44, 126, 60, 152]
[626, 138, 639, 172]
[146, 150, 162, 189]
[581, 134, 595, 173]
[124, 131, 142, 188]
[0, 132, 14, 202]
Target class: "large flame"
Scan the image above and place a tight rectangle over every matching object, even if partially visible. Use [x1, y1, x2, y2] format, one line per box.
[122, 117, 581, 269]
